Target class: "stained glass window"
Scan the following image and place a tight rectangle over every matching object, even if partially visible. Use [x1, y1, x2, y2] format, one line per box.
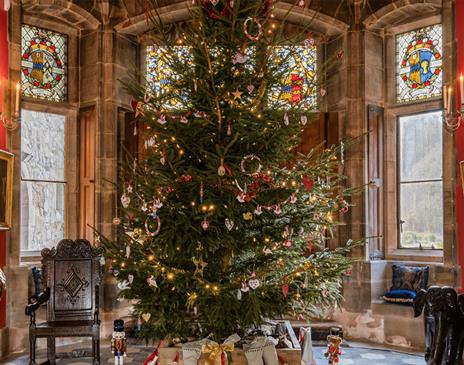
[21, 24, 67, 102]
[20, 110, 65, 254]
[146, 46, 192, 108]
[146, 44, 317, 109]
[396, 24, 442, 103]
[270, 45, 317, 109]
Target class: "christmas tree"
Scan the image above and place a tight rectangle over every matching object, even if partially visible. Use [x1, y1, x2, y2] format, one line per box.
[102, 0, 361, 342]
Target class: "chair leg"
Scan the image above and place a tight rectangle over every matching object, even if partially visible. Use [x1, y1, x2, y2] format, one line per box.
[29, 334, 36, 365]
[93, 338, 100, 365]
[46, 337, 56, 365]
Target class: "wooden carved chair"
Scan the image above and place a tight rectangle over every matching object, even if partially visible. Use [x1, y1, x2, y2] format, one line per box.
[25, 239, 103, 365]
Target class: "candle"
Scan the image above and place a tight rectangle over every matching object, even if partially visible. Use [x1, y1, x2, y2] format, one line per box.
[15, 82, 20, 113]
[443, 85, 448, 111]
[460, 75, 464, 107]
[448, 87, 452, 112]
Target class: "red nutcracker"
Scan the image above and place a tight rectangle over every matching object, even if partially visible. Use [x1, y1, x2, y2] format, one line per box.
[324, 334, 342, 364]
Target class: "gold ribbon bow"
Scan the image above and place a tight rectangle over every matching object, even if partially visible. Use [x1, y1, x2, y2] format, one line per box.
[201, 334, 240, 365]
[201, 342, 235, 365]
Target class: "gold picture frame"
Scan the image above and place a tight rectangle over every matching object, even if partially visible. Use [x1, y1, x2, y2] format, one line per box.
[0, 150, 14, 230]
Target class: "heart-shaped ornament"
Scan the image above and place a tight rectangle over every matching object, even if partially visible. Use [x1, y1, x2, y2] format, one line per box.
[130, 99, 138, 112]
[302, 175, 314, 192]
[128, 274, 134, 284]
[249, 278, 261, 290]
[320, 88, 327, 96]
[225, 218, 234, 231]
[142, 313, 151, 322]
[300, 115, 308, 126]
[247, 84, 255, 94]
[121, 194, 130, 208]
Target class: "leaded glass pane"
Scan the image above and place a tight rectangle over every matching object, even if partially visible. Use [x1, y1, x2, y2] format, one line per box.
[20, 109, 65, 254]
[21, 24, 67, 102]
[21, 110, 65, 181]
[398, 111, 443, 250]
[270, 45, 317, 109]
[20, 181, 65, 252]
[396, 24, 442, 103]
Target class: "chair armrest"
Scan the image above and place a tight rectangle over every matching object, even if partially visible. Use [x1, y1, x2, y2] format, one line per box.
[25, 287, 50, 316]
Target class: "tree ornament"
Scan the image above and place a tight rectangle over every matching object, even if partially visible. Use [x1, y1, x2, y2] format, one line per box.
[302, 176, 314, 192]
[218, 158, 226, 176]
[121, 193, 130, 208]
[232, 51, 248, 64]
[237, 289, 242, 300]
[225, 218, 234, 231]
[118, 280, 130, 290]
[240, 155, 262, 175]
[304, 37, 315, 47]
[254, 205, 263, 215]
[243, 212, 253, 221]
[232, 89, 243, 100]
[147, 275, 158, 288]
[274, 205, 282, 215]
[160, 155, 166, 166]
[112, 268, 120, 277]
[194, 111, 207, 118]
[145, 214, 161, 236]
[284, 112, 290, 126]
[247, 84, 255, 94]
[243, 17, 263, 41]
[180, 115, 189, 124]
[320, 88, 327, 96]
[249, 274, 260, 290]
[112, 217, 121, 225]
[300, 115, 308, 126]
[282, 275, 289, 297]
[128, 274, 134, 284]
[201, 217, 210, 231]
[284, 240, 292, 247]
[126, 245, 131, 258]
[340, 199, 349, 213]
[325, 335, 342, 364]
[340, 141, 345, 164]
[236, 192, 246, 203]
[290, 193, 297, 204]
[142, 313, 151, 322]
[157, 114, 167, 125]
[200, 182, 204, 204]
[133, 227, 143, 239]
[193, 258, 208, 276]
[241, 281, 250, 292]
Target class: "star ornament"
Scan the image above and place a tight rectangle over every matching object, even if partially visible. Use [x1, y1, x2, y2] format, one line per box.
[193, 258, 208, 277]
[232, 89, 243, 100]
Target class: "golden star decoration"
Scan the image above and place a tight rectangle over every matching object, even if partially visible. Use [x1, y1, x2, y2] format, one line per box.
[232, 89, 243, 100]
[193, 258, 208, 277]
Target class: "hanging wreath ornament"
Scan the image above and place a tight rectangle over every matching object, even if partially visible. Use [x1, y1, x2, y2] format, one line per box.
[240, 155, 262, 176]
[243, 17, 264, 41]
[145, 214, 161, 237]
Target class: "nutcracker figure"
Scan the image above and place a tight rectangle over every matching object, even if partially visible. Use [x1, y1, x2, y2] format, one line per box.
[111, 319, 127, 365]
[324, 334, 342, 364]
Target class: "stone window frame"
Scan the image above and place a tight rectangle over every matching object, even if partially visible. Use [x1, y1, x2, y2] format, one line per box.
[12, 15, 80, 263]
[384, 13, 454, 264]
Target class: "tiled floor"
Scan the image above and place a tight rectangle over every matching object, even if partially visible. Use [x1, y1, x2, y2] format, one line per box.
[0, 343, 425, 364]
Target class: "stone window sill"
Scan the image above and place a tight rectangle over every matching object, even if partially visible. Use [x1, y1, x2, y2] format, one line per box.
[386, 249, 443, 263]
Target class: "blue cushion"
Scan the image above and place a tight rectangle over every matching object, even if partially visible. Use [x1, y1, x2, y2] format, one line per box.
[383, 289, 417, 305]
[391, 264, 429, 292]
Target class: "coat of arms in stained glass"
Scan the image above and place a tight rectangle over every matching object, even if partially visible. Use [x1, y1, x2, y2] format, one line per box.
[21, 25, 67, 102]
[396, 24, 442, 103]
[269, 45, 317, 109]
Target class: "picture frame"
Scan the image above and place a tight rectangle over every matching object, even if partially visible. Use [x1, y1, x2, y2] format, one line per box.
[0, 149, 14, 230]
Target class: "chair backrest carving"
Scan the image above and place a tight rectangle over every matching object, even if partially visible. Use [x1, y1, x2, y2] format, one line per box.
[41, 239, 103, 322]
